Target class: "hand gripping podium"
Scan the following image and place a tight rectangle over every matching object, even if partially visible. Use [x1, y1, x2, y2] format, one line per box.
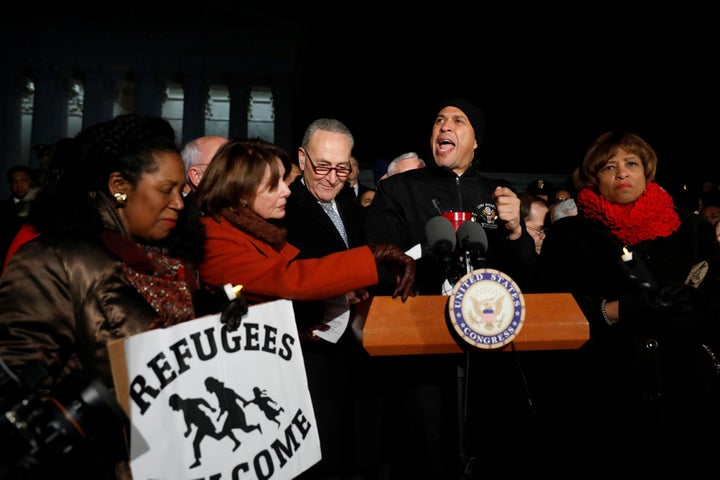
[356, 293, 589, 355]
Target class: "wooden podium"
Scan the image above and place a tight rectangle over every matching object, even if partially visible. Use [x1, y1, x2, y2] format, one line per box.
[357, 293, 589, 356]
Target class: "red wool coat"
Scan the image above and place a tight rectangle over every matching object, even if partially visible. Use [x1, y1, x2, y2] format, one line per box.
[200, 216, 378, 305]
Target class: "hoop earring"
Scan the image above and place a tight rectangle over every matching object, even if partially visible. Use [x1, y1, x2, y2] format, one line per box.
[113, 192, 128, 206]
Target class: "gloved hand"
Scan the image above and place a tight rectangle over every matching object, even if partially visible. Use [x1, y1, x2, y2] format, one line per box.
[193, 283, 249, 332]
[221, 294, 248, 332]
[619, 284, 699, 332]
[617, 254, 659, 291]
[369, 243, 416, 301]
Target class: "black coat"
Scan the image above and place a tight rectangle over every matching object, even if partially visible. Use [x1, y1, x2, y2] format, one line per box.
[281, 177, 377, 476]
[283, 177, 367, 334]
[341, 181, 371, 203]
[537, 210, 720, 474]
[364, 162, 537, 293]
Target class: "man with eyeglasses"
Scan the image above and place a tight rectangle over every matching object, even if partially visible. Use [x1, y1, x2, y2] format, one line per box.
[520, 193, 550, 254]
[281, 118, 384, 479]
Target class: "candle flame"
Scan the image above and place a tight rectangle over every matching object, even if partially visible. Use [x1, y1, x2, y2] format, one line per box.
[622, 247, 630, 256]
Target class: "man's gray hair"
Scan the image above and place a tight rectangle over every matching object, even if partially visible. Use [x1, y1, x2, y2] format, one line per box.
[387, 152, 425, 176]
[301, 118, 354, 149]
[180, 139, 202, 183]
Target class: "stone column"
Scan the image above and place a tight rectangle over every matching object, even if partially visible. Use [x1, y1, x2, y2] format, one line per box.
[81, 66, 120, 129]
[181, 74, 208, 146]
[134, 68, 165, 117]
[30, 66, 71, 169]
[271, 76, 294, 154]
[228, 77, 251, 139]
[0, 70, 25, 198]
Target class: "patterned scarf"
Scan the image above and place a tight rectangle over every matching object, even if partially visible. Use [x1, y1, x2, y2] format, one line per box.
[576, 182, 681, 246]
[101, 230, 196, 330]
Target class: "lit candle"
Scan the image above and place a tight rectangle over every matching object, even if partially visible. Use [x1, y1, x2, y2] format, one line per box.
[621, 247, 633, 262]
[223, 283, 243, 300]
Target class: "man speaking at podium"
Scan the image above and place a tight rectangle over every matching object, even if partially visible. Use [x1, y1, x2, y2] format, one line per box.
[364, 97, 540, 478]
[365, 96, 536, 294]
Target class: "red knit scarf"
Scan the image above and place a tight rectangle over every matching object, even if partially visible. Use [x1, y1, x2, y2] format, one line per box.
[576, 182, 681, 246]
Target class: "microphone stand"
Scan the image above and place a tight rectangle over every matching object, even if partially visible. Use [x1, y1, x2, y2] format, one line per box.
[457, 350, 475, 478]
[457, 246, 475, 478]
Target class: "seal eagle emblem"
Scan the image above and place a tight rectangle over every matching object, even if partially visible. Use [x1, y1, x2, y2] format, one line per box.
[448, 268, 525, 349]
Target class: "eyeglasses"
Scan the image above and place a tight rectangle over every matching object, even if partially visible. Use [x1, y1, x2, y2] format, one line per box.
[302, 149, 352, 178]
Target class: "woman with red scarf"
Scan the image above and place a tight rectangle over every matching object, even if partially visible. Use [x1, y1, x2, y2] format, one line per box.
[537, 130, 720, 475]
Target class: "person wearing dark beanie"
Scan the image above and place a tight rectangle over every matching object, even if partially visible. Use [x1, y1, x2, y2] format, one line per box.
[365, 95, 535, 290]
[434, 96, 486, 148]
[364, 97, 540, 478]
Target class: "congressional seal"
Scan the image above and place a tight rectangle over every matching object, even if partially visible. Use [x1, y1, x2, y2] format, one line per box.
[447, 268, 525, 350]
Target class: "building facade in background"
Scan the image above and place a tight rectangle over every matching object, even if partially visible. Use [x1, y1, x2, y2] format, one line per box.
[0, 4, 305, 198]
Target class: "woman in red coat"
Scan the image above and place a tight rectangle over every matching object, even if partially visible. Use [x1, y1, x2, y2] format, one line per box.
[196, 138, 415, 321]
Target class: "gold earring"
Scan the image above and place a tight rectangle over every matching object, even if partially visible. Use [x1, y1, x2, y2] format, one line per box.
[113, 192, 128, 206]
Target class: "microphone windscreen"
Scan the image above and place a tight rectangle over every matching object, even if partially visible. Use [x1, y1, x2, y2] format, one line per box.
[456, 221, 488, 252]
[425, 216, 456, 251]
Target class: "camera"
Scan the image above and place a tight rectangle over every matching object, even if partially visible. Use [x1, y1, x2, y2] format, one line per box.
[0, 358, 129, 479]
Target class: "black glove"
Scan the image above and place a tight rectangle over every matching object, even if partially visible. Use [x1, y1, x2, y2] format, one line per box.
[617, 255, 659, 291]
[619, 284, 699, 332]
[221, 294, 248, 332]
[193, 284, 248, 332]
[369, 243, 416, 301]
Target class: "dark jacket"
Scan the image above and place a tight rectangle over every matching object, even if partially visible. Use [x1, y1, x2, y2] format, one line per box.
[0, 196, 200, 389]
[537, 210, 720, 473]
[0, 195, 204, 479]
[281, 178, 378, 476]
[341, 181, 371, 203]
[283, 178, 367, 329]
[364, 161, 537, 293]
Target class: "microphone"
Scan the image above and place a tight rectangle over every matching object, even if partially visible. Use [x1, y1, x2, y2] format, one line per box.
[456, 221, 488, 272]
[425, 216, 463, 287]
[425, 215, 456, 257]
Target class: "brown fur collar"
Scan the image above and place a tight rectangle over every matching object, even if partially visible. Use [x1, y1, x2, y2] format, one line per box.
[220, 206, 287, 250]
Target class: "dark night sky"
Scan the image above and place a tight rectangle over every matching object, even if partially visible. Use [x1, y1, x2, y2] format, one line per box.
[255, 4, 720, 195]
[11, 2, 720, 196]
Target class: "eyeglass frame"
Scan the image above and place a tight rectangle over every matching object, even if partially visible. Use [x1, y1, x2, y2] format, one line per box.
[301, 148, 352, 178]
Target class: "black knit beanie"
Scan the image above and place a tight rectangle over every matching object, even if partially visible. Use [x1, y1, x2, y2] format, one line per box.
[435, 97, 485, 148]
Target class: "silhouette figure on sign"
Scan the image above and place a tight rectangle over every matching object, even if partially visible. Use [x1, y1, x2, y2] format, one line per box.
[168, 393, 229, 469]
[204, 376, 262, 445]
[247, 386, 285, 427]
